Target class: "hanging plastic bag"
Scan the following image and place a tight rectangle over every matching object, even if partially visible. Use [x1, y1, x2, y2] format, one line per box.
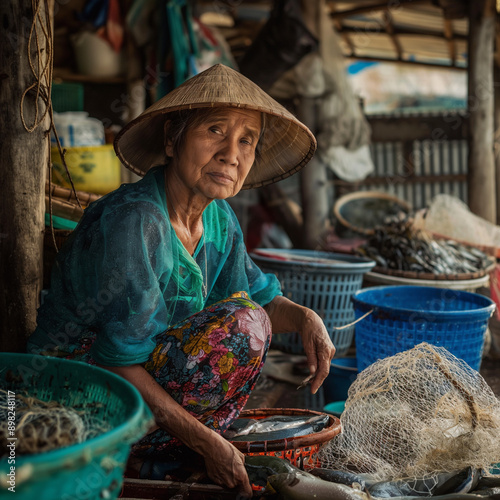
[192, 19, 238, 73]
[238, 0, 318, 91]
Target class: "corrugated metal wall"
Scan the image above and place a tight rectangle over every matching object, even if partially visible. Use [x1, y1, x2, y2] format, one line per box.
[336, 112, 469, 210]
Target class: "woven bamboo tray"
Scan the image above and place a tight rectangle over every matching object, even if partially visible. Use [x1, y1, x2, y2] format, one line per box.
[334, 191, 411, 236]
[364, 271, 490, 292]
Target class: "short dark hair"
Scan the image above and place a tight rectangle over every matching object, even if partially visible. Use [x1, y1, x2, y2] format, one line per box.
[163, 108, 265, 164]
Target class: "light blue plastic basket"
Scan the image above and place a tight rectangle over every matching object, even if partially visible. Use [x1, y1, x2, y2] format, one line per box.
[250, 249, 375, 356]
[352, 286, 496, 372]
[0, 354, 153, 500]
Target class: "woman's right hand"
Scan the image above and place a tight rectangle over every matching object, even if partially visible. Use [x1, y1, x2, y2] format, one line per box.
[203, 437, 252, 499]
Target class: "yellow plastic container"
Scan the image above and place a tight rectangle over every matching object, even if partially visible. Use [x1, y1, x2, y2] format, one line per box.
[51, 145, 121, 195]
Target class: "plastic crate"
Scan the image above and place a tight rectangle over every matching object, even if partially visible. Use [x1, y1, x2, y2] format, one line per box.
[0, 353, 152, 500]
[51, 82, 84, 112]
[250, 249, 375, 356]
[352, 286, 496, 372]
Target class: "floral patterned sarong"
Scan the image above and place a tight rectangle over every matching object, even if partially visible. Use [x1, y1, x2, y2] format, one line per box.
[130, 291, 272, 461]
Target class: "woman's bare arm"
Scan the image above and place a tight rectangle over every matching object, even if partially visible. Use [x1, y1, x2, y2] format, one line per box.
[99, 364, 252, 498]
[264, 295, 336, 394]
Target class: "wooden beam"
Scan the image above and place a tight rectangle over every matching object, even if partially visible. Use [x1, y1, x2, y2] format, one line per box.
[434, 0, 468, 19]
[368, 114, 468, 143]
[332, 15, 356, 56]
[330, 0, 429, 20]
[345, 55, 466, 70]
[297, 96, 329, 250]
[443, 19, 457, 66]
[494, 64, 500, 224]
[332, 173, 467, 187]
[336, 24, 468, 43]
[467, 0, 496, 223]
[0, 0, 52, 352]
[495, 19, 500, 67]
[122, 478, 237, 499]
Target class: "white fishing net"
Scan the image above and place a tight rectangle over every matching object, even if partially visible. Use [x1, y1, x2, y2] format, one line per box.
[0, 389, 112, 456]
[319, 343, 500, 481]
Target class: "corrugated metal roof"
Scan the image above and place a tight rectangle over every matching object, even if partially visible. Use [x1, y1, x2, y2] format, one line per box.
[330, 0, 469, 68]
[198, 0, 472, 69]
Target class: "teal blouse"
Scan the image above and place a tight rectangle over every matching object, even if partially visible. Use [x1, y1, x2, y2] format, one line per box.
[29, 166, 282, 366]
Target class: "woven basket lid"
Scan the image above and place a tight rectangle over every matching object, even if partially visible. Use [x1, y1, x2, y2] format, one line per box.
[114, 64, 317, 189]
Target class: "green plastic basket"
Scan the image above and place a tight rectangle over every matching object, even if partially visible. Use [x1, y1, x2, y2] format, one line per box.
[0, 353, 153, 500]
[51, 82, 84, 113]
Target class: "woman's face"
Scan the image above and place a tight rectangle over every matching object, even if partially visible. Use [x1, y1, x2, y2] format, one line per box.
[167, 108, 262, 200]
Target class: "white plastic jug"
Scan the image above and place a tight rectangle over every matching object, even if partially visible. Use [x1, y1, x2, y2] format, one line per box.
[52, 112, 105, 147]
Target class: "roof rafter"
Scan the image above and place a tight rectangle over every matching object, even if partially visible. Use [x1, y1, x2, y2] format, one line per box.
[330, 0, 430, 20]
[383, 10, 403, 60]
[346, 54, 466, 70]
[443, 19, 457, 66]
[335, 25, 467, 42]
[330, 3, 356, 56]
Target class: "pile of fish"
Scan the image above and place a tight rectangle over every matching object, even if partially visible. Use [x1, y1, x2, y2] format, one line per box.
[225, 414, 330, 442]
[245, 456, 500, 499]
[357, 219, 493, 275]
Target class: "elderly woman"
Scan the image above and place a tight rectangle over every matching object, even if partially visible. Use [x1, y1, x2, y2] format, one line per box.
[28, 65, 335, 497]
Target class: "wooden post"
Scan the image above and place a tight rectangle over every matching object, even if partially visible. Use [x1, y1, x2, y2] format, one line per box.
[297, 96, 329, 249]
[495, 63, 500, 224]
[298, 1, 330, 249]
[467, 0, 496, 222]
[0, 0, 52, 351]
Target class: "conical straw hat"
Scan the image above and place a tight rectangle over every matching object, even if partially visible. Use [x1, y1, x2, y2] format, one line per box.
[114, 64, 316, 189]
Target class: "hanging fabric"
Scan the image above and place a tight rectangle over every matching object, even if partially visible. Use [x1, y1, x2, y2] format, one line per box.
[166, 0, 199, 88]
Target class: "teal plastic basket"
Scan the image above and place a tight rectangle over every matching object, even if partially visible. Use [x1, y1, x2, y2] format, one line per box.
[51, 82, 84, 113]
[0, 354, 153, 500]
[250, 249, 375, 356]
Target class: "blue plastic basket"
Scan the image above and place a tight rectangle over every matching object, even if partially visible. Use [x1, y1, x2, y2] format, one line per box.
[352, 286, 496, 372]
[250, 249, 375, 356]
[323, 357, 358, 403]
[0, 354, 153, 500]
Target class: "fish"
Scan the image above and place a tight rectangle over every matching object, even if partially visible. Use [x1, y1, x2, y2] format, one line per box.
[268, 471, 500, 500]
[309, 468, 379, 491]
[225, 414, 330, 441]
[367, 467, 478, 498]
[244, 455, 299, 487]
[267, 470, 371, 500]
[415, 493, 500, 500]
[297, 373, 315, 390]
[476, 475, 500, 490]
[356, 218, 494, 276]
[453, 467, 481, 494]
[472, 488, 500, 497]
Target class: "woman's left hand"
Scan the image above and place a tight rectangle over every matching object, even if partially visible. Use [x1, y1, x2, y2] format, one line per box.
[264, 296, 336, 394]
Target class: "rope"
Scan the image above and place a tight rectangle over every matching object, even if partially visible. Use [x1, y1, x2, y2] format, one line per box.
[333, 308, 374, 330]
[20, 0, 82, 252]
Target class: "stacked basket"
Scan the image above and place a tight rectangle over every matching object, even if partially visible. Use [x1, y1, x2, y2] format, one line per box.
[0, 354, 152, 500]
[250, 249, 375, 356]
[351, 286, 496, 372]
